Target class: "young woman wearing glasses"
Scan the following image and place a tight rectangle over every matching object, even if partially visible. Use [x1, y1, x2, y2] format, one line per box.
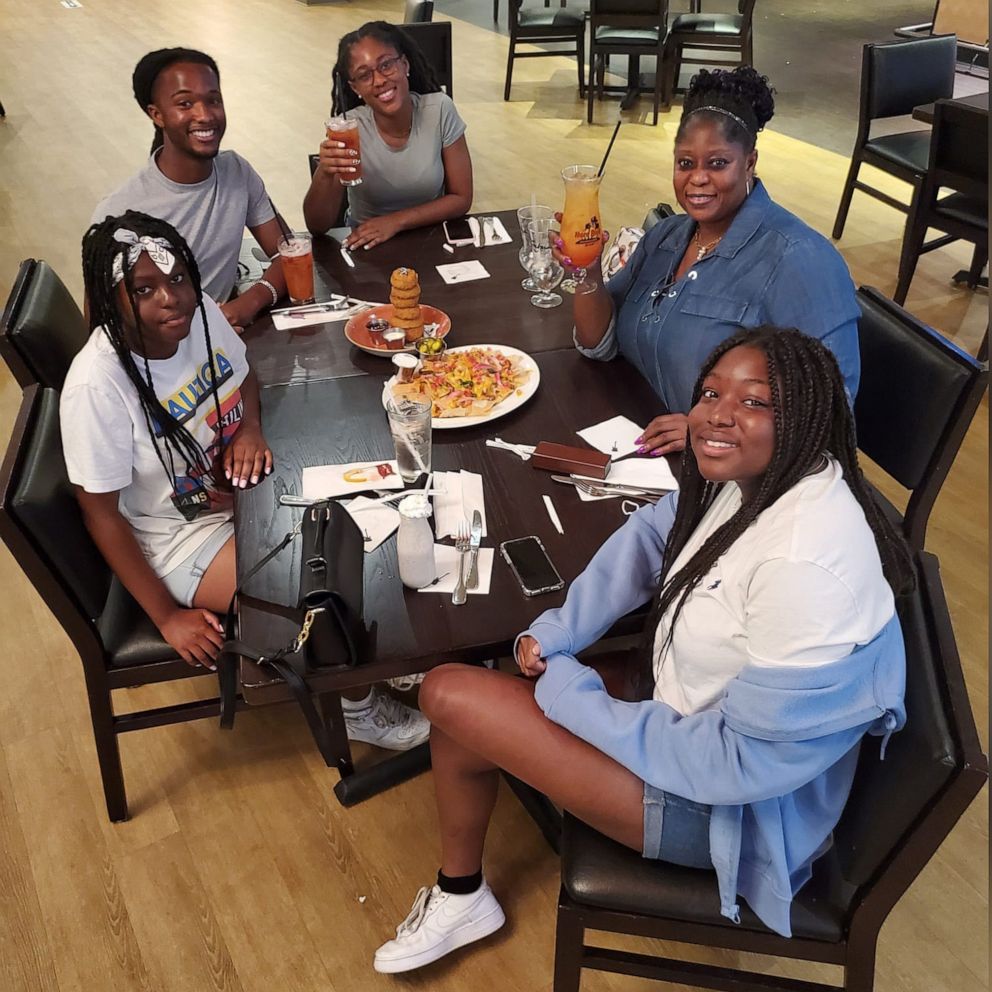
[303, 21, 473, 250]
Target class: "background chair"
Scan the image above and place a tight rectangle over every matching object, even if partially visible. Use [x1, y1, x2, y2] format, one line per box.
[587, 0, 669, 125]
[662, 0, 758, 105]
[504, 0, 586, 102]
[894, 98, 988, 305]
[402, 0, 434, 22]
[831, 35, 956, 241]
[642, 201, 677, 230]
[1, 258, 89, 390]
[0, 386, 238, 823]
[553, 548, 987, 992]
[854, 285, 987, 551]
[401, 20, 454, 97]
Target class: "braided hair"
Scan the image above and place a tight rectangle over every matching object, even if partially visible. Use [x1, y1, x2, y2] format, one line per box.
[677, 66, 775, 152]
[132, 48, 220, 153]
[81, 210, 225, 500]
[645, 326, 914, 672]
[331, 21, 440, 115]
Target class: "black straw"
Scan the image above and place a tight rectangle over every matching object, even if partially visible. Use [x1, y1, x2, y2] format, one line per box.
[269, 197, 294, 241]
[597, 120, 622, 177]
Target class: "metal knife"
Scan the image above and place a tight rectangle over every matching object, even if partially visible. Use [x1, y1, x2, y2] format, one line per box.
[550, 474, 671, 497]
[467, 509, 483, 589]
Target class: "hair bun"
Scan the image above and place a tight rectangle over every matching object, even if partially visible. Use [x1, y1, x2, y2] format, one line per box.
[685, 66, 775, 130]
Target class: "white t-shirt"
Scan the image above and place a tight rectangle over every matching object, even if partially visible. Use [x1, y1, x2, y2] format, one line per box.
[91, 150, 274, 303]
[60, 296, 249, 577]
[652, 458, 895, 715]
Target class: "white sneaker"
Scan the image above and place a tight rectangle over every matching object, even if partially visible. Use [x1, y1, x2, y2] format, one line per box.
[386, 672, 426, 692]
[343, 688, 430, 751]
[373, 882, 505, 974]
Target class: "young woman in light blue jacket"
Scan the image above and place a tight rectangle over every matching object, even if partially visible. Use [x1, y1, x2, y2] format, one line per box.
[371, 327, 914, 974]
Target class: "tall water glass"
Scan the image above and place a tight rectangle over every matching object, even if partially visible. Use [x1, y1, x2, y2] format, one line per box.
[517, 204, 553, 291]
[387, 398, 432, 483]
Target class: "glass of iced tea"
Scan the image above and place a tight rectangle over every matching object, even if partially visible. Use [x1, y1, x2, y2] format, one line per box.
[326, 116, 363, 187]
[277, 233, 315, 304]
[560, 164, 604, 294]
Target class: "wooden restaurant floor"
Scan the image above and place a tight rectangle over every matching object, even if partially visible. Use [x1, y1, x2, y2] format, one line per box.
[0, 1, 986, 990]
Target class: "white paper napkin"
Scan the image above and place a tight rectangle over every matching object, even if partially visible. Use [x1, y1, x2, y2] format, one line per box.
[302, 460, 405, 499]
[433, 470, 487, 539]
[468, 216, 513, 248]
[271, 301, 375, 332]
[418, 545, 495, 595]
[436, 260, 490, 285]
[577, 415, 645, 459]
[574, 457, 679, 502]
[343, 496, 400, 552]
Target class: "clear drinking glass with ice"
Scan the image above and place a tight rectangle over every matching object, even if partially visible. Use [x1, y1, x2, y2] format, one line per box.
[387, 397, 432, 483]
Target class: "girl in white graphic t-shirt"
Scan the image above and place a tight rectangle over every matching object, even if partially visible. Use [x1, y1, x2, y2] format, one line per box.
[62, 211, 272, 669]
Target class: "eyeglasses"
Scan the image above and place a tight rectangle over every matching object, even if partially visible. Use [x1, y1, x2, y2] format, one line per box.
[350, 55, 405, 87]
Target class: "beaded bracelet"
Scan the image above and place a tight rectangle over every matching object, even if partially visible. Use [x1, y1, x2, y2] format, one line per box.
[255, 278, 279, 309]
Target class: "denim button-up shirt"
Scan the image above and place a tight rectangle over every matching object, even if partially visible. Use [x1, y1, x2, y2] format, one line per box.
[576, 181, 861, 413]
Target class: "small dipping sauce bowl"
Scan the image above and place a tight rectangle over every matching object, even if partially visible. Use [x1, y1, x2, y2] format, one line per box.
[366, 315, 390, 340]
[392, 353, 420, 383]
[382, 328, 407, 351]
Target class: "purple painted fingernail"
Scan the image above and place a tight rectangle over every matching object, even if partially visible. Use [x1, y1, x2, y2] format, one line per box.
[637, 445, 648, 454]
[650, 450, 663, 458]
[554, 238, 564, 249]
[564, 257, 573, 267]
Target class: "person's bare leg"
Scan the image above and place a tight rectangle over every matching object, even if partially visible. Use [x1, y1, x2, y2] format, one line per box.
[420, 663, 645, 878]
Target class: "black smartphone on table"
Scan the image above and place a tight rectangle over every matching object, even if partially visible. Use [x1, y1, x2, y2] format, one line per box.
[443, 217, 475, 247]
[500, 536, 565, 597]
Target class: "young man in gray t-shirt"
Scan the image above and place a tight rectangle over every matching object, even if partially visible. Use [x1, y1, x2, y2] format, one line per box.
[91, 49, 288, 331]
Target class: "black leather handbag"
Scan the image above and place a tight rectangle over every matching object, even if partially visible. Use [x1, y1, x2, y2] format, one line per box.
[218, 500, 366, 749]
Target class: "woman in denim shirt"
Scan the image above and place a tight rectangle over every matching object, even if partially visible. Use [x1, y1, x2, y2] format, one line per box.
[566, 68, 860, 457]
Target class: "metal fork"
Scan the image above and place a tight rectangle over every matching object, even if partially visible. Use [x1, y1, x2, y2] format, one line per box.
[452, 521, 471, 605]
[571, 478, 660, 503]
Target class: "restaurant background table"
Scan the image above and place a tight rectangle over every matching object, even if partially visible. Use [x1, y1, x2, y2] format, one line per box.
[912, 91, 988, 124]
[242, 209, 578, 387]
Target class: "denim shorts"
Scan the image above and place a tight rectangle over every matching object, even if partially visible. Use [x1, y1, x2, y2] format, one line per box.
[642, 783, 713, 869]
[160, 523, 234, 607]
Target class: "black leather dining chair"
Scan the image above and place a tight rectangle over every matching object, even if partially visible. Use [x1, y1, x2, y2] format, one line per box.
[854, 286, 987, 551]
[402, 0, 434, 22]
[831, 35, 956, 242]
[662, 0, 758, 104]
[401, 21, 454, 97]
[894, 98, 988, 306]
[0, 385, 241, 823]
[553, 549, 987, 992]
[588, 0, 669, 125]
[1, 258, 89, 390]
[504, 0, 586, 102]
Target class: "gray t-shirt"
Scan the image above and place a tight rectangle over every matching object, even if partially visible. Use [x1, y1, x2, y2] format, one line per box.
[344, 91, 467, 224]
[91, 150, 274, 303]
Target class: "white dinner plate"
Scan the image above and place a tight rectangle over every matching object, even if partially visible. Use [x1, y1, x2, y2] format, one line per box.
[382, 344, 541, 430]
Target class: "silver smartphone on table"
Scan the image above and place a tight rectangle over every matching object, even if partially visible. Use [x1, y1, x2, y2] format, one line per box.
[500, 536, 565, 597]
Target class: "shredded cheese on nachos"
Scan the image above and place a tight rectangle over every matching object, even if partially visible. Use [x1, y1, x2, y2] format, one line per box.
[391, 347, 531, 418]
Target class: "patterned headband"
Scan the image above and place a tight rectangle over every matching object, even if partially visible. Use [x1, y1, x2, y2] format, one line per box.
[685, 105, 754, 135]
[111, 228, 177, 286]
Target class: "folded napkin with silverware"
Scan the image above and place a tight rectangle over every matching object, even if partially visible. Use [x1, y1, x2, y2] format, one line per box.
[270, 296, 379, 331]
[433, 470, 487, 539]
[570, 457, 678, 501]
[418, 544, 495, 596]
[469, 216, 512, 248]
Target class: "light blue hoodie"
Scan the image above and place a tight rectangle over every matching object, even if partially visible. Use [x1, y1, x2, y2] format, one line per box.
[522, 493, 906, 936]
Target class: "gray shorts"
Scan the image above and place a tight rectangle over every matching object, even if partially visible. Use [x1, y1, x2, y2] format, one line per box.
[160, 523, 234, 607]
[643, 783, 713, 869]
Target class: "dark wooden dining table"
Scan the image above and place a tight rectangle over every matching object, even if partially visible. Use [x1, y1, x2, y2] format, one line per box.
[242, 209, 578, 387]
[912, 91, 988, 124]
[233, 215, 667, 805]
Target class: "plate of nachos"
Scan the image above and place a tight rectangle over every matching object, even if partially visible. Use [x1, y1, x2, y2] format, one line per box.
[383, 345, 540, 429]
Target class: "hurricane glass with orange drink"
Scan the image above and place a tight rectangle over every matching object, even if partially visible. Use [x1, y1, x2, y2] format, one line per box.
[560, 165, 603, 294]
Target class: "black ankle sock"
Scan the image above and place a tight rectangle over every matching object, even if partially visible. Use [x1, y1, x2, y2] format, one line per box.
[437, 868, 482, 895]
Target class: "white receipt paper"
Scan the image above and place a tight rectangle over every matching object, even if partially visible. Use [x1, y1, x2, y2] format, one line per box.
[343, 496, 400, 553]
[435, 260, 490, 285]
[301, 460, 405, 499]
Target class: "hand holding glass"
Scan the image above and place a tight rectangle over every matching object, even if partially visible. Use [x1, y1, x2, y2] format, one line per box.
[560, 165, 604, 295]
